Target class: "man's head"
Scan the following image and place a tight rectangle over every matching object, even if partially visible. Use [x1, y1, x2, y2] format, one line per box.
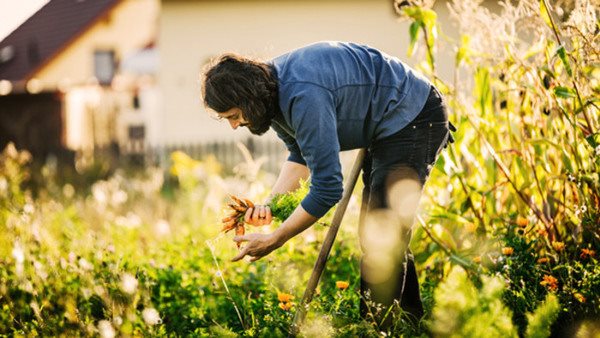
[202, 54, 278, 135]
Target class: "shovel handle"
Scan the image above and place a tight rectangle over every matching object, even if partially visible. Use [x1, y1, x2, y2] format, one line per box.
[290, 148, 366, 336]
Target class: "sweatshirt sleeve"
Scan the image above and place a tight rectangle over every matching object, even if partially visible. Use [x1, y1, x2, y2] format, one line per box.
[286, 84, 343, 218]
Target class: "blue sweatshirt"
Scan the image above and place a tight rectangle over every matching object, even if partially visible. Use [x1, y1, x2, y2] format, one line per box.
[269, 41, 432, 218]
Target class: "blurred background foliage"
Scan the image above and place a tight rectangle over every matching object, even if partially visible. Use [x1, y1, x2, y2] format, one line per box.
[0, 0, 599, 337]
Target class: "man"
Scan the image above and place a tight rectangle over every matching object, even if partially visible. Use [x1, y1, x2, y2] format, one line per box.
[201, 41, 452, 324]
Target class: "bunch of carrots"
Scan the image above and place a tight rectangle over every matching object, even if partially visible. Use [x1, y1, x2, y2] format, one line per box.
[221, 195, 256, 246]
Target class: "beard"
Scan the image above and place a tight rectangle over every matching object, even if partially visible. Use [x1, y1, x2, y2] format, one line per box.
[247, 120, 271, 135]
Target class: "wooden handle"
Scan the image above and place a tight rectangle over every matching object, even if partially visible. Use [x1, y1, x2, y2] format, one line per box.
[290, 148, 366, 336]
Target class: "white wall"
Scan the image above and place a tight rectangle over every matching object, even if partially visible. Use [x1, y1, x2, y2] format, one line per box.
[158, 0, 460, 145]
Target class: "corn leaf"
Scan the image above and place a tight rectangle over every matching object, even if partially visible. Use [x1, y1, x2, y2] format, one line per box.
[539, 0, 553, 29]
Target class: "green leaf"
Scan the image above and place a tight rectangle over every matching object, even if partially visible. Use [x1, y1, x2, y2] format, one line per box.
[456, 35, 471, 66]
[407, 21, 421, 57]
[556, 46, 573, 77]
[585, 132, 600, 148]
[421, 9, 437, 29]
[561, 148, 574, 173]
[539, 0, 553, 28]
[525, 293, 560, 338]
[402, 6, 422, 20]
[554, 86, 576, 98]
[474, 67, 493, 116]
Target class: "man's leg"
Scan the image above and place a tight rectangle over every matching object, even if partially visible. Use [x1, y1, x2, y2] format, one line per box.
[359, 87, 451, 327]
[359, 163, 424, 326]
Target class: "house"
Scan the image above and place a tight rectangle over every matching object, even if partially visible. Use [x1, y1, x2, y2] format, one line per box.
[157, 0, 467, 146]
[0, 0, 159, 162]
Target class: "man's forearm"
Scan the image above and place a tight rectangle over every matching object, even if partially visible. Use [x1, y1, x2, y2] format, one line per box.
[267, 160, 310, 203]
[272, 204, 318, 245]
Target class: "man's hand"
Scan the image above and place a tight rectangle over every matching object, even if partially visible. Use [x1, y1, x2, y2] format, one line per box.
[244, 205, 272, 226]
[231, 233, 281, 262]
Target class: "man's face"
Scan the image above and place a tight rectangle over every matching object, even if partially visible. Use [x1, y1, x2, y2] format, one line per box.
[218, 107, 249, 130]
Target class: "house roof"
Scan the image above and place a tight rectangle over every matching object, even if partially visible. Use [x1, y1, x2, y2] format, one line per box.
[0, 0, 121, 82]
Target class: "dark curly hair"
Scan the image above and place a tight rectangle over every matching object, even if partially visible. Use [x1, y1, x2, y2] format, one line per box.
[202, 54, 279, 135]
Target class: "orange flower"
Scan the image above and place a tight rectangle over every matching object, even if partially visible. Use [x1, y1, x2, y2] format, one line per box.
[552, 241, 565, 252]
[580, 248, 596, 259]
[277, 292, 294, 303]
[537, 227, 548, 236]
[336, 281, 349, 290]
[279, 302, 294, 311]
[516, 216, 528, 227]
[540, 275, 558, 291]
[465, 223, 477, 233]
[473, 256, 482, 263]
[502, 247, 514, 256]
[537, 257, 549, 264]
[574, 293, 586, 303]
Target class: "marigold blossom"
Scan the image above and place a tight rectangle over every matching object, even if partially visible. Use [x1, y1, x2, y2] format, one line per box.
[580, 248, 596, 259]
[552, 241, 565, 252]
[540, 275, 558, 291]
[502, 247, 514, 255]
[537, 257, 549, 264]
[574, 293, 586, 303]
[473, 256, 482, 263]
[336, 281, 350, 290]
[516, 216, 528, 227]
[277, 292, 294, 303]
[279, 302, 294, 311]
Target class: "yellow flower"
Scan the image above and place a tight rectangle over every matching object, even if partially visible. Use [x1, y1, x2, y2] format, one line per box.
[277, 292, 294, 303]
[540, 275, 558, 291]
[580, 248, 596, 259]
[574, 293, 586, 303]
[537, 257, 549, 264]
[472, 256, 482, 263]
[552, 241, 565, 252]
[502, 247, 514, 256]
[516, 216, 528, 227]
[336, 281, 349, 290]
[279, 302, 294, 311]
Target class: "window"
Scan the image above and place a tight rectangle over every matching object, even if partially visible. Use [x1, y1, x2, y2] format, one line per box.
[94, 50, 115, 86]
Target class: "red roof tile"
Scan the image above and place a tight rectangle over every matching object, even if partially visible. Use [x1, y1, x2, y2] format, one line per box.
[0, 0, 121, 81]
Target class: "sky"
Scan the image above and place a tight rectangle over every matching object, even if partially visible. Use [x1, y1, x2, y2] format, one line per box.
[0, 0, 49, 40]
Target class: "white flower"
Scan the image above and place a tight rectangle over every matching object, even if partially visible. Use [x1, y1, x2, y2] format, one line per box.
[78, 258, 93, 271]
[113, 316, 123, 326]
[62, 184, 75, 198]
[595, 145, 600, 157]
[142, 308, 161, 326]
[154, 219, 171, 236]
[115, 212, 142, 229]
[0, 177, 8, 193]
[12, 242, 24, 263]
[98, 320, 116, 338]
[111, 190, 128, 205]
[23, 203, 34, 214]
[92, 184, 108, 204]
[33, 261, 48, 280]
[120, 273, 138, 294]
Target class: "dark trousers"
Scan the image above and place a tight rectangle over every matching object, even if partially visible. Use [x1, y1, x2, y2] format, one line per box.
[359, 86, 450, 326]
